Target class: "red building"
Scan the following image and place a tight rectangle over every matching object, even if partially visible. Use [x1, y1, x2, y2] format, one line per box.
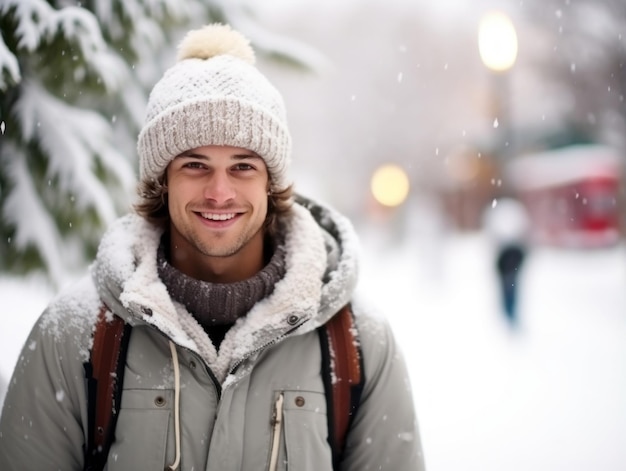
[506, 145, 623, 248]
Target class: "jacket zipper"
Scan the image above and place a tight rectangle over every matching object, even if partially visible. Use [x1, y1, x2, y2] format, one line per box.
[229, 320, 307, 375]
[268, 392, 285, 471]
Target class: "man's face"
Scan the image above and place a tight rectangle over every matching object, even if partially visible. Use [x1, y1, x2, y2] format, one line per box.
[165, 145, 270, 280]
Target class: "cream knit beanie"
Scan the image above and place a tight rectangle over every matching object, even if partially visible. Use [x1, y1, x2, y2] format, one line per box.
[137, 24, 292, 192]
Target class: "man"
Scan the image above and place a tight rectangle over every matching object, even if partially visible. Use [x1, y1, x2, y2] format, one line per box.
[0, 24, 424, 470]
[483, 197, 530, 327]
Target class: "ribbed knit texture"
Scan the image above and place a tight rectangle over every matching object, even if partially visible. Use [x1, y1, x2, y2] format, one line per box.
[137, 25, 292, 193]
[156, 237, 287, 345]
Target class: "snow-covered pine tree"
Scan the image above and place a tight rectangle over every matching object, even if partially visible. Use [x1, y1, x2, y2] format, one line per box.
[0, 0, 317, 287]
[0, 0, 201, 286]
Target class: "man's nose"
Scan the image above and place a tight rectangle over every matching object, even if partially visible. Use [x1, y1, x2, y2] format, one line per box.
[203, 171, 236, 203]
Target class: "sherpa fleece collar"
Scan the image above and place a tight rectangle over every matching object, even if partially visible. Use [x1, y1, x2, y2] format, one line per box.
[91, 196, 360, 382]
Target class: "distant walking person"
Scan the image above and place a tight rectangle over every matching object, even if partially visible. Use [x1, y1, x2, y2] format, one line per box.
[483, 198, 530, 326]
[496, 239, 526, 323]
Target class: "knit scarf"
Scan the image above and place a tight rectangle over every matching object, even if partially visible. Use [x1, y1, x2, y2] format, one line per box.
[157, 235, 286, 346]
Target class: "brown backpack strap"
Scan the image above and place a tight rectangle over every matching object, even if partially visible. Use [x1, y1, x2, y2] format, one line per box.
[83, 304, 131, 471]
[319, 303, 364, 469]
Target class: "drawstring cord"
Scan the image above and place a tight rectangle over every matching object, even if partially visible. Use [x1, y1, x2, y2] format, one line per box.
[167, 341, 182, 471]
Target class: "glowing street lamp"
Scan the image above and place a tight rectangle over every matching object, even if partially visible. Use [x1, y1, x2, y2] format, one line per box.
[478, 11, 518, 157]
[370, 164, 410, 208]
[478, 12, 518, 73]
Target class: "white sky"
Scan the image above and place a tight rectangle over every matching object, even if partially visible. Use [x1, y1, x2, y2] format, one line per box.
[255, 0, 512, 24]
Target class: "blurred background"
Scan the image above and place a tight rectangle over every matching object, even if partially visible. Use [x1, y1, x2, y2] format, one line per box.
[1, 0, 626, 469]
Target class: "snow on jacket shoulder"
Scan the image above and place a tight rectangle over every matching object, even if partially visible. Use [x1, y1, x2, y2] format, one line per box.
[0, 196, 425, 470]
[0, 278, 101, 470]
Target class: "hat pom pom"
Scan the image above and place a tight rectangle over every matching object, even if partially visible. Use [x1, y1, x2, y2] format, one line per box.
[177, 23, 255, 64]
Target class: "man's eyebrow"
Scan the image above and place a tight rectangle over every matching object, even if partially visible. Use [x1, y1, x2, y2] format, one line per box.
[174, 151, 262, 160]
[176, 151, 207, 159]
[232, 153, 262, 161]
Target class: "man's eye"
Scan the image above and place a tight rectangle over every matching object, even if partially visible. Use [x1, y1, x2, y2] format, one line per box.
[233, 163, 254, 171]
[183, 162, 205, 169]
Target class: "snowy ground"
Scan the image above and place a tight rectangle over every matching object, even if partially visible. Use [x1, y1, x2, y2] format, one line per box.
[1, 229, 625, 471]
[358, 227, 626, 471]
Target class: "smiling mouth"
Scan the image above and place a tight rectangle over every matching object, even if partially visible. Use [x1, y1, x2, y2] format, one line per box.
[200, 212, 237, 221]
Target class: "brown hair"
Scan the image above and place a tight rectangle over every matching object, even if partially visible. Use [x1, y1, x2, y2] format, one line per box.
[134, 174, 294, 239]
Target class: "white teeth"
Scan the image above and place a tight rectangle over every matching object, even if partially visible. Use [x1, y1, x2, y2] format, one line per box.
[201, 213, 236, 221]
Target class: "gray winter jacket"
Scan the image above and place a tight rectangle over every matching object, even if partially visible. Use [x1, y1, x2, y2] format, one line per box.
[0, 197, 425, 470]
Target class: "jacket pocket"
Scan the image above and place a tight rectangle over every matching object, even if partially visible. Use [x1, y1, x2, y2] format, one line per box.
[105, 389, 172, 471]
[269, 390, 333, 471]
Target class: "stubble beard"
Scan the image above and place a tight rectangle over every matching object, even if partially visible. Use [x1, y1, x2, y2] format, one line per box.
[189, 219, 264, 259]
